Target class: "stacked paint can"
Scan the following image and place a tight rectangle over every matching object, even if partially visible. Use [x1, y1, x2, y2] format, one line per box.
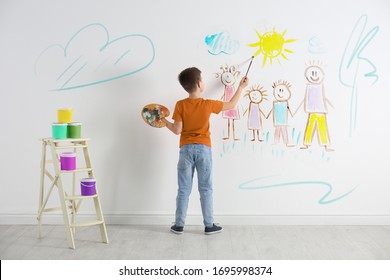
[52, 123, 67, 139]
[80, 178, 97, 196]
[57, 108, 73, 123]
[52, 108, 82, 139]
[67, 122, 82, 138]
[60, 152, 76, 170]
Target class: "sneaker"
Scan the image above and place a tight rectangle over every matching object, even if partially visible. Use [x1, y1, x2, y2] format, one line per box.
[205, 224, 223, 235]
[170, 224, 184, 234]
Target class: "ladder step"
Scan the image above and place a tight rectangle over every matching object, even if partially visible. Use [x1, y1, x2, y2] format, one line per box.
[42, 138, 91, 143]
[41, 207, 62, 213]
[65, 194, 98, 200]
[54, 145, 88, 149]
[61, 168, 93, 173]
[70, 220, 104, 228]
[40, 205, 81, 211]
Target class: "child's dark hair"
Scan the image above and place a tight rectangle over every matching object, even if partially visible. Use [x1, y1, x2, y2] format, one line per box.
[178, 67, 201, 93]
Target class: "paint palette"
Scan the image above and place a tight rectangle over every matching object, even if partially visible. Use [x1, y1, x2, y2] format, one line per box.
[141, 104, 170, 128]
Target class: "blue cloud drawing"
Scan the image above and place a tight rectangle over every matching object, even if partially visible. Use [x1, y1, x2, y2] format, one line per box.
[205, 31, 240, 55]
[308, 36, 327, 54]
[35, 23, 155, 91]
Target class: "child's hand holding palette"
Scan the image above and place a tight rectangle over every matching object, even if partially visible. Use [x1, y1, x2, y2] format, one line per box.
[141, 104, 170, 128]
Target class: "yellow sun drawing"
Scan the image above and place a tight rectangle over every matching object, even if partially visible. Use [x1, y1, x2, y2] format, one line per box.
[248, 28, 296, 67]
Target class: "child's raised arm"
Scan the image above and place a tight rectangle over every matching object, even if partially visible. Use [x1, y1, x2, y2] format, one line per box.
[222, 76, 249, 111]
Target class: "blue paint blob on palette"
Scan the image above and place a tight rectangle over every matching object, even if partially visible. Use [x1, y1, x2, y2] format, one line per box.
[141, 104, 170, 128]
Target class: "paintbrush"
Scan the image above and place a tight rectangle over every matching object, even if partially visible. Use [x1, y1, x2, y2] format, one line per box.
[244, 56, 254, 77]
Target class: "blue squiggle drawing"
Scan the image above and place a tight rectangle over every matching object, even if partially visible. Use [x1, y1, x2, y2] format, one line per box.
[35, 23, 155, 91]
[339, 15, 379, 135]
[239, 175, 357, 204]
[205, 31, 240, 55]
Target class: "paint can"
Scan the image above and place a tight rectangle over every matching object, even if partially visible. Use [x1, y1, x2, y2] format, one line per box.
[57, 108, 73, 123]
[60, 152, 76, 171]
[80, 178, 96, 196]
[52, 123, 68, 139]
[67, 122, 82, 138]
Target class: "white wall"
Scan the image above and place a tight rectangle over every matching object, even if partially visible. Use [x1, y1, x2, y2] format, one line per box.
[1, 0, 389, 225]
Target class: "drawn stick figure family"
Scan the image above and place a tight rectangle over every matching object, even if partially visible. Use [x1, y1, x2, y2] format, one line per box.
[216, 61, 334, 151]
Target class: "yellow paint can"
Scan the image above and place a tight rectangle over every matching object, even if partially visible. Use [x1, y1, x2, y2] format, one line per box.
[57, 108, 73, 123]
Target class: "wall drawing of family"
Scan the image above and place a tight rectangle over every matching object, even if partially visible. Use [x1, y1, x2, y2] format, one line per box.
[215, 61, 334, 151]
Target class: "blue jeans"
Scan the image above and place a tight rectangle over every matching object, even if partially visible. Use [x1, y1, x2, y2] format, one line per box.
[175, 144, 214, 227]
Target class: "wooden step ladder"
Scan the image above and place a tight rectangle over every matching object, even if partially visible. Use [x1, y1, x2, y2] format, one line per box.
[38, 138, 109, 249]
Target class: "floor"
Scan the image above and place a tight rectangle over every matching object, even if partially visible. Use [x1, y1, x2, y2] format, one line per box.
[1, 224, 390, 260]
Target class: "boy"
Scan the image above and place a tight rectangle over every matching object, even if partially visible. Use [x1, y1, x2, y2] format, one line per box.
[162, 67, 248, 234]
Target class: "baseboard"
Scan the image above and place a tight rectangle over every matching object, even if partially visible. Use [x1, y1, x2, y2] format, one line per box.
[1, 213, 390, 225]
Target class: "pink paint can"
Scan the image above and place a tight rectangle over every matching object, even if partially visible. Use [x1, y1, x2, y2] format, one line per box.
[80, 178, 96, 196]
[60, 152, 76, 170]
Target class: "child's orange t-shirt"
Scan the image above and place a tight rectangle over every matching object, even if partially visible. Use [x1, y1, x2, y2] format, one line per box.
[172, 98, 223, 147]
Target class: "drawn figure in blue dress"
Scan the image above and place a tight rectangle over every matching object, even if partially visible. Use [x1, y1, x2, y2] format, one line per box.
[243, 85, 267, 141]
[215, 65, 241, 140]
[267, 80, 294, 146]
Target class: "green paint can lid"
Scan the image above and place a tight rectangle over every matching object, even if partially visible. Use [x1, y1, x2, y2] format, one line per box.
[52, 122, 68, 126]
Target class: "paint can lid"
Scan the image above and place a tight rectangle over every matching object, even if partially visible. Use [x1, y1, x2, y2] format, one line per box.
[81, 178, 96, 183]
[60, 152, 76, 157]
[52, 122, 68, 126]
[68, 122, 82, 126]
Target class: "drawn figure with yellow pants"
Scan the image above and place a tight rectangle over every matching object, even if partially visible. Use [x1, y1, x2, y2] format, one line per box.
[296, 61, 334, 151]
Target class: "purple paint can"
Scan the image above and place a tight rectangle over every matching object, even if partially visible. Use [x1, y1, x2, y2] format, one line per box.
[80, 178, 96, 196]
[60, 152, 76, 170]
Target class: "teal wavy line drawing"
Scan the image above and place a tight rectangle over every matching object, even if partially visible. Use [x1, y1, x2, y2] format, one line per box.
[339, 15, 379, 135]
[239, 175, 358, 204]
[56, 55, 82, 81]
[114, 49, 131, 66]
[61, 62, 88, 89]
[35, 43, 62, 76]
[35, 23, 155, 91]
[296, 131, 301, 145]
